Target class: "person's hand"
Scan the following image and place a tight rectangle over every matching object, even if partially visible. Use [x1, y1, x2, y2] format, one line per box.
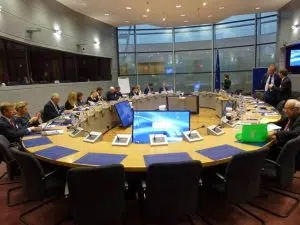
[29, 126, 42, 132]
[268, 131, 277, 140]
[29, 116, 39, 123]
[268, 84, 273, 89]
[35, 112, 41, 118]
[63, 110, 73, 114]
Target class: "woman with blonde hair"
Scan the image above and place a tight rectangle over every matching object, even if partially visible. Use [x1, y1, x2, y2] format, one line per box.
[14, 101, 40, 128]
[65, 92, 77, 110]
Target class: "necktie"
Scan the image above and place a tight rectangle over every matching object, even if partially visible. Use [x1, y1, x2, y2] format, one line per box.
[268, 76, 273, 85]
[10, 119, 15, 128]
[284, 120, 290, 131]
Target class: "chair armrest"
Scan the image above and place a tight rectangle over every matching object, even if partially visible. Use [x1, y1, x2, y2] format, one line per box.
[42, 169, 60, 180]
[216, 173, 227, 183]
[265, 159, 280, 167]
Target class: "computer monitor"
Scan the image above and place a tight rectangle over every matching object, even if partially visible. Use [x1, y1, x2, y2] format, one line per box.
[132, 111, 190, 144]
[193, 82, 201, 92]
[114, 100, 133, 128]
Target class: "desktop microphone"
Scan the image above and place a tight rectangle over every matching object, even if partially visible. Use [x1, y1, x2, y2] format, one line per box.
[188, 125, 205, 137]
[106, 125, 120, 140]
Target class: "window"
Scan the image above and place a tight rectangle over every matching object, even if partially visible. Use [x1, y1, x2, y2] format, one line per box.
[117, 13, 278, 92]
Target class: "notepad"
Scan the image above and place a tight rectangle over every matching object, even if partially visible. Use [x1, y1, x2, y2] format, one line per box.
[34, 146, 78, 160]
[144, 152, 192, 166]
[23, 137, 52, 148]
[74, 153, 127, 166]
[197, 145, 244, 160]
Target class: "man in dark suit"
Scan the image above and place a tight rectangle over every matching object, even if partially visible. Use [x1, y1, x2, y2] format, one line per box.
[115, 86, 123, 99]
[106, 87, 118, 101]
[144, 83, 154, 95]
[262, 64, 281, 107]
[268, 99, 300, 159]
[0, 102, 40, 143]
[273, 69, 292, 103]
[43, 93, 63, 122]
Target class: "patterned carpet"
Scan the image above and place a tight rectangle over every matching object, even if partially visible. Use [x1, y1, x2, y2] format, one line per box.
[1, 162, 300, 225]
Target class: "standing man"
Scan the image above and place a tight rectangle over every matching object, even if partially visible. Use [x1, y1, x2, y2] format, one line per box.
[222, 74, 232, 92]
[263, 64, 281, 106]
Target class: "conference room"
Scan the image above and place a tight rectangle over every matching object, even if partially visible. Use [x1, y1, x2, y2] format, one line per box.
[1, 0, 300, 225]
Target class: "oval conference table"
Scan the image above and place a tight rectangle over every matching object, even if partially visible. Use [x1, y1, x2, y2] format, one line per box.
[22, 94, 281, 172]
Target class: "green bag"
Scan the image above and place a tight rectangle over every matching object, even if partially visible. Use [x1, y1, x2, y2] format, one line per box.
[235, 124, 268, 143]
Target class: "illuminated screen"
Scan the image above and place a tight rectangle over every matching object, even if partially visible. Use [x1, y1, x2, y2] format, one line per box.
[194, 82, 201, 92]
[132, 111, 190, 144]
[290, 50, 300, 66]
[115, 101, 133, 127]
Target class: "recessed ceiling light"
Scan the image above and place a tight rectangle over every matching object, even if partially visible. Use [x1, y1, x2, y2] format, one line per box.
[125, 6, 132, 10]
[142, 14, 148, 18]
[104, 13, 110, 16]
[125, 20, 129, 23]
[184, 20, 189, 23]
[180, 14, 186, 17]
[146, 8, 150, 13]
[291, 24, 300, 30]
[162, 17, 166, 22]
[202, 2, 207, 6]
[208, 15, 212, 18]
[219, 6, 224, 10]
[176, 5, 182, 8]
[255, 7, 260, 10]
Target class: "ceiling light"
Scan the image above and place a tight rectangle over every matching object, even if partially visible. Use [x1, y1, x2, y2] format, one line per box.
[291, 24, 300, 30]
[146, 8, 150, 13]
[176, 5, 182, 8]
[208, 15, 212, 18]
[0, 6, 2, 12]
[255, 7, 260, 10]
[202, 2, 207, 6]
[180, 14, 186, 17]
[125, 20, 129, 23]
[219, 6, 224, 10]
[184, 20, 189, 23]
[53, 29, 62, 36]
[162, 17, 166, 22]
[142, 14, 148, 18]
[104, 13, 110, 16]
[125, 6, 132, 10]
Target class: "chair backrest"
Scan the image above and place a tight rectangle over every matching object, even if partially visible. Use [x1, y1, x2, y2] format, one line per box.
[0, 135, 19, 180]
[0, 135, 14, 163]
[276, 136, 300, 188]
[10, 148, 46, 200]
[67, 165, 125, 225]
[225, 149, 267, 204]
[145, 161, 202, 221]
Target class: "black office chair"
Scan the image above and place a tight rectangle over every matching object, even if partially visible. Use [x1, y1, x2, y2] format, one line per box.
[10, 148, 65, 225]
[140, 161, 203, 225]
[203, 149, 268, 225]
[249, 136, 300, 218]
[67, 165, 126, 225]
[0, 135, 20, 185]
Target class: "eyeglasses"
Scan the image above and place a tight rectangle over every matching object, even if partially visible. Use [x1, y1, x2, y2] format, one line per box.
[283, 107, 296, 111]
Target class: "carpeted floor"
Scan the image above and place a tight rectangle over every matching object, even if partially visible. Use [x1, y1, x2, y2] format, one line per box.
[1, 162, 300, 225]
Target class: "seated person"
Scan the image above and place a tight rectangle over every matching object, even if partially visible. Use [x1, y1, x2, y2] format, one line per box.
[65, 92, 77, 110]
[96, 87, 103, 101]
[268, 99, 300, 159]
[76, 92, 85, 106]
[129, 86, 139, 98]
[144, 83, 154, 95]
[136, 85, 142, 95]
[115, 86, 123, 99]
[159, 83, 169, 93]
[106, 87, 118, 101]
[43, 93, 63, 122]
[86, 90, 99, 104]
[0, 102, 41, 143]
[14, 101, 40, 129]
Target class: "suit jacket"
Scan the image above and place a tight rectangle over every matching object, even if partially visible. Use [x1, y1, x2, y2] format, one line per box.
[262, 73, 281, 91]
[43, 101, 62, 122]
[0, 117, 30, 143]
[274, 77, 292, 102]
[106, 92, 118, 101]
[144, 87, 154, 95]
[274, 114, 300, 147]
